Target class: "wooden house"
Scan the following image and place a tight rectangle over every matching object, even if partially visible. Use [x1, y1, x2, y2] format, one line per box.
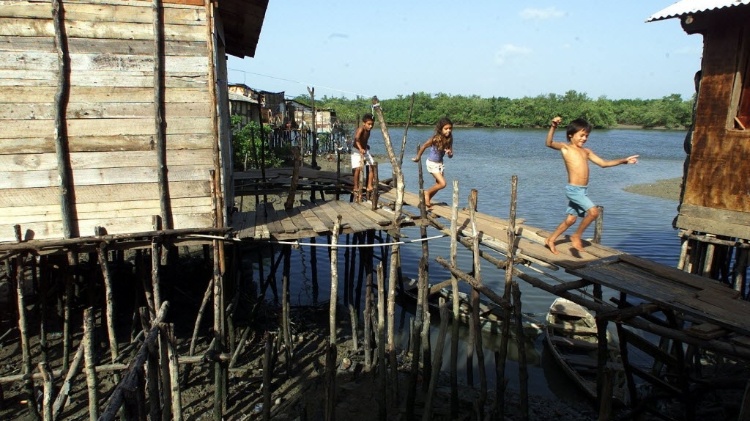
[648, 0, 750, 292]
[228, 84, 260, 126]
[0, 0, 268, 245]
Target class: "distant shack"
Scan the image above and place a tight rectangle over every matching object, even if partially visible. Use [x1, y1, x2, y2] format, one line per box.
[649, 0, 750, 293]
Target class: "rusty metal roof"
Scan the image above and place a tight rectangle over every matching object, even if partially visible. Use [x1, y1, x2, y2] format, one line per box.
[647, 0, 750, 22]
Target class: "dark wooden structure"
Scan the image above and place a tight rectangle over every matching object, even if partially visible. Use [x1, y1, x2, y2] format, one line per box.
[648, 1, 750, 296]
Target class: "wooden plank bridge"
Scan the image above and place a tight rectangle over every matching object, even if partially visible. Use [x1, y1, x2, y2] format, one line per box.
[230, 174, 750, 362]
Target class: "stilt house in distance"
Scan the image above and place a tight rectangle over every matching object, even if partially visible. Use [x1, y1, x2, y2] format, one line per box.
[648, 0, 750, 294]
[0, 0, 268, 245]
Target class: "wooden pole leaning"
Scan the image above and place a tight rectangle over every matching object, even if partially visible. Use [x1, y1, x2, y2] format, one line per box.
[370, 96, 404, 404]
[99, 302, 170, 421]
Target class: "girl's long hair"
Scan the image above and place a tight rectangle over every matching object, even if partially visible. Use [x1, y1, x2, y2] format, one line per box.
[431, 117, 453, 150]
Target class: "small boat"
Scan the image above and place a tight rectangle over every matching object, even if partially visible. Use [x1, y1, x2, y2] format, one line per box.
[398, 278, 543, 339]
[544, 297, 628, 404]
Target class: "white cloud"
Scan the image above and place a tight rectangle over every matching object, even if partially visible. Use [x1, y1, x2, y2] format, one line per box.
[519, 7, 565, 20]
[495, 44, 532, 65]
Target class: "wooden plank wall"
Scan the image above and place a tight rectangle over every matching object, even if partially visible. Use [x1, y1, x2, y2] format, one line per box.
[0, 0, 217, 242]
[676, 19, 750, 239]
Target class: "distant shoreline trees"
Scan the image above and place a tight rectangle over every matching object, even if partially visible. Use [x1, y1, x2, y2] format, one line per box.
[297, 90, 693, 131]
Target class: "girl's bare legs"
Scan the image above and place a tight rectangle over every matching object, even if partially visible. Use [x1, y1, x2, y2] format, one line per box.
[424, 172, 446, 208]
[545, 214, 577, 254]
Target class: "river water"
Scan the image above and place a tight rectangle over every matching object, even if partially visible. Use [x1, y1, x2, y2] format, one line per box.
[264, 126, 687, 401]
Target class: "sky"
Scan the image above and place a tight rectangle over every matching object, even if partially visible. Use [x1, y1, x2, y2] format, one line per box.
[227, 1, 703, 101]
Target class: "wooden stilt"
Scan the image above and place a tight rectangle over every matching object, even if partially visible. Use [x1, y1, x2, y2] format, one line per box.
[96, 228, 120, 381]
[330, 216, 341, 344]
[14, 226, 39, 420]
[140, 307, 161, 421]
[62, 251, 77, 373]
[281, 244, 293, 372]
[497, 176, 519, 418]
[53, 342, 84, 419]
[165, 324, 183, 421]
[469, 189, 487, 415]
[99, 302, 169, 421]
[364, 230, 375, 369]
[310, 237, 320, 302]
[184, 277, 212, 385]
[262, 332, 275, 421]
[449, 180, 460, 419]
[376, 262, 387, 418]
[512, 282, 529, 421]
[38, 362, 52, 421]
[423, 301, 450, 421]
[83, 307, 99, 420]
[212, 239, 225, 421]
[324, 343, 337, 421]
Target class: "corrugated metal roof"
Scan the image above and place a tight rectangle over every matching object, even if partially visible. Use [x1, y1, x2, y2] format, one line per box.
[647, 0, 750, 22]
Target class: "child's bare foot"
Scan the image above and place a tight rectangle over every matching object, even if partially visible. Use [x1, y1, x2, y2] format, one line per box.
[570, 234, 585, 251]
[423, 192, 432, 208]
[411, 156, 419, 162]
[544, 237, 559, 254]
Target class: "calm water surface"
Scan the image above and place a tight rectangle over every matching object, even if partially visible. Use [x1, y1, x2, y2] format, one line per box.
[265, 127, 687, 400]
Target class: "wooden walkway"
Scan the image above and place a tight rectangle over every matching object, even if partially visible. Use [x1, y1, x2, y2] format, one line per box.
[230, 199, 399, 241]
[379, 189, 750, 354]
[230, 170, 750, 358]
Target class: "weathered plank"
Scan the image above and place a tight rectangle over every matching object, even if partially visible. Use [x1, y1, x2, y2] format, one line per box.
[0, 181, 210, 208]
[0, 86, 209, 104]
[1, 149, 213, 172]
[0, 165, 212, 189]
[0, 134, 212, 154]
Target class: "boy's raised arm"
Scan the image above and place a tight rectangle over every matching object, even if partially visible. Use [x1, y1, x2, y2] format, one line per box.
[545, 116, 565, 150]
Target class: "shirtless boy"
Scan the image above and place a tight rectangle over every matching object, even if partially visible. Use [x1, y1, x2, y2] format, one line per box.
[544, 116, 639, 254]
[352, 113, 375, 199]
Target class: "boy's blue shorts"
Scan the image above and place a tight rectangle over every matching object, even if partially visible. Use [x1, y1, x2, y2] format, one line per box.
[565, 184, 595, 217]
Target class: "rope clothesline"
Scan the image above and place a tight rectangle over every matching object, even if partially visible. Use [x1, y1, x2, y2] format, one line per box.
[187, 233, 448, 248]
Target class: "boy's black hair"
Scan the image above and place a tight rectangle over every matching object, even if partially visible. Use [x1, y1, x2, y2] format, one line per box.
[566, 118, 593, 139]
[362, 113, 374, 122]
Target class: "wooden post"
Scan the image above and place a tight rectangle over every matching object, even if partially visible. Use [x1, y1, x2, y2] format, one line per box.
[281, 244, 293, 369]
[53, 343, 84, 419]
[51, 0, 78, 238]
[96, 228, 120, 380]
[371, 162, 379, 210]
[592, 205, 604, 244]
[308, 86, 319, 169]
[262, 332, 275, 421]
[14, 226, 39, 420]
[83, 307, 99, 420]
[38, 362, 53, 421]
[371, 97, 403, 404]
[469, 189, 487, 415]
[62, 251, 77, 373]
[330, 216, 342, 344]
[166, 324, 183, 421]
[376, 262, 387, 417]
[152, 0, 172, 229]
[364, 232, 374, 369]
[497, 175, 519, 418]
[324, 343, 337, 421]
[422, 301, 450, 421]
[212, 239, 225, 421]
[284, 146, 302, 210]
[449, 180, 460, 418]
[184, 278, 212, 385]
[512, 282, 529, 421]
